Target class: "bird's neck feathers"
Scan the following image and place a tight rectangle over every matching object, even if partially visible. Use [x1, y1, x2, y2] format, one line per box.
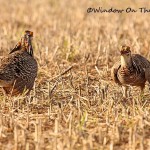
[9, 41, 34, 57]
[21, 40, 33, 56]
[9, 31, 34, 56]
[121, 55, 132, 68]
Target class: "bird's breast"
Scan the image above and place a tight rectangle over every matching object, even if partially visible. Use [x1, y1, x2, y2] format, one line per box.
[118, 67, 145, 86]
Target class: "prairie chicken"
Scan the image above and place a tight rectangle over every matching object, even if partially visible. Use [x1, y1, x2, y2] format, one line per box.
[0, 30, 38, 96]
[111, 45, 150, 97]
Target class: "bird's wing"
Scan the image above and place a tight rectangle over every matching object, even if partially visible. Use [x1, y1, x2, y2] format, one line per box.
[1, 48, 22, 88]
[0, 52, 38, 89]
[132, 54, 150, 83]
[111, 61, 122, 85]
[132, 54, 150, 69]
[0, 56, 17, 82]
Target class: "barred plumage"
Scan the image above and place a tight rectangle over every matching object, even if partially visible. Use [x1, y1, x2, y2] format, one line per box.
[111, 45, 150, 97]
[0, 30, 38, 96]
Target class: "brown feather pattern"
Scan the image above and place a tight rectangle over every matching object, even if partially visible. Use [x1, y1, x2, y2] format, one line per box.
[111, 51, 150, 92]
[0, 30, 38, 96]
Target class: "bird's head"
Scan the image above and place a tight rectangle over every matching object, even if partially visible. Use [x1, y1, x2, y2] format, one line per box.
[120, 45, 131, 56]
[9, 30, 34, 56]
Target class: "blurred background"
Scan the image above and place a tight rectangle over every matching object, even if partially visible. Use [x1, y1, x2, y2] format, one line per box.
[0, 0, 150, 64]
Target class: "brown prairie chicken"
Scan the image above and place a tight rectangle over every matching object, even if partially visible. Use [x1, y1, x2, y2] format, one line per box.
[0, 30, 38, 96]
[111, 45, 150, 97]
